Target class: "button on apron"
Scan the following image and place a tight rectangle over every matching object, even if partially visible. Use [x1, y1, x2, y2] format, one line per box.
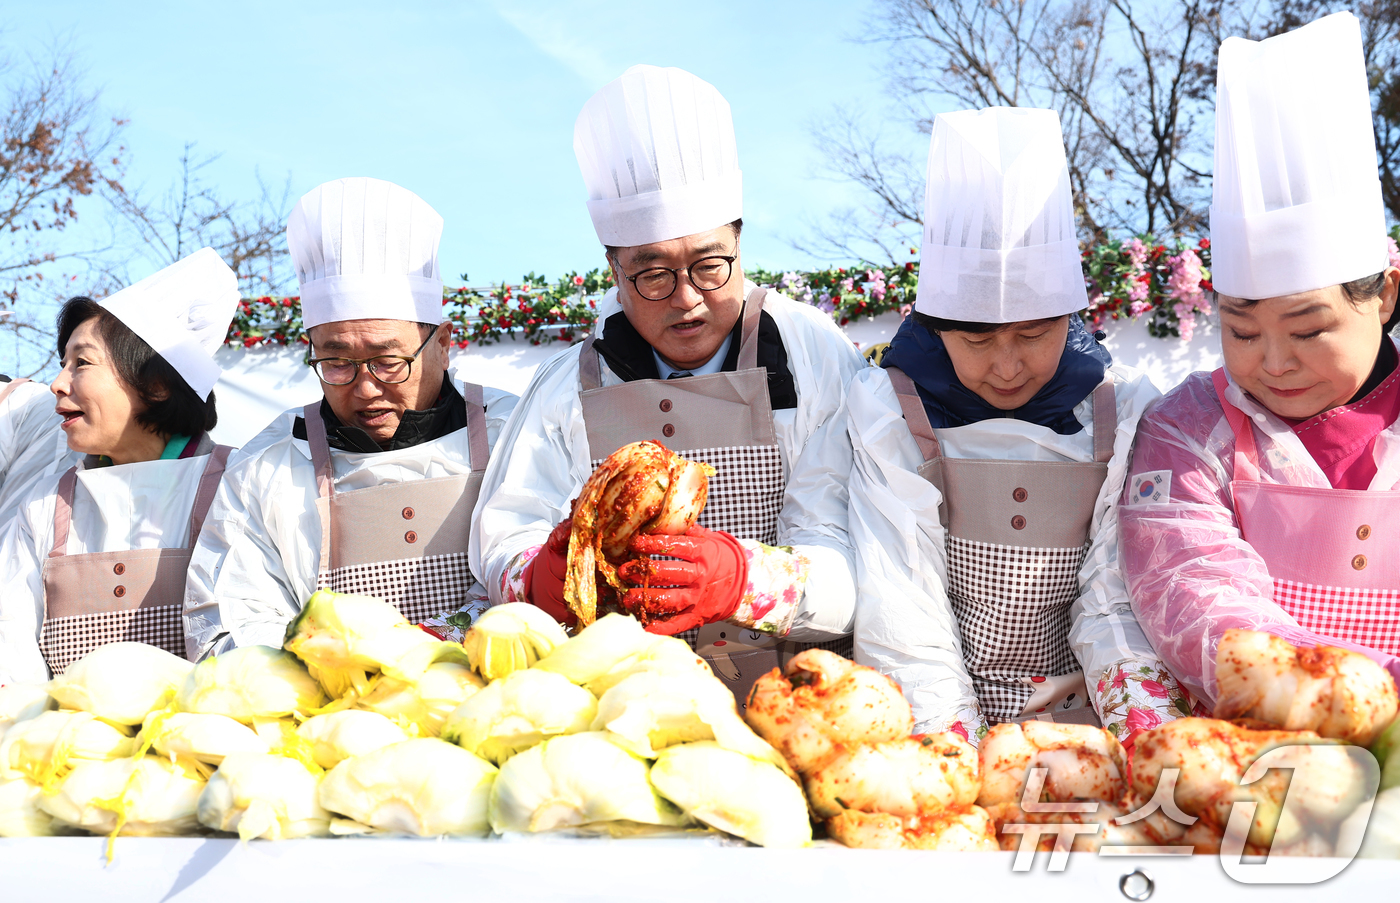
[113, 562, 125, 576]
[659, 399, 673, 413]
[405, 531, 418, 544]
[1353, 554, 1368, 570]
[1358, 524, 1371, 540]
[661, 423, 675, 438]
[1013, 487, 1028, 503]
[402, 507, 415, 520]
[1011, 515, 1027, 530]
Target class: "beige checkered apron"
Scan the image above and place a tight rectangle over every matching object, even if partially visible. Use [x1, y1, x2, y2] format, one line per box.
[888, 368, 1115, 725]
[579, 288, 853, 707]
[305, 383, 489, 626]
[39, 445, 231, 674]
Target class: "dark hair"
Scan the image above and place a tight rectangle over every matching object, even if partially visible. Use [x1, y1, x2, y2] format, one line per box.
[913, 310, 1066, 336]
[605, 218, 743, 261]
[1222, 271, 1397, 333]
[56, 297, 217, 437]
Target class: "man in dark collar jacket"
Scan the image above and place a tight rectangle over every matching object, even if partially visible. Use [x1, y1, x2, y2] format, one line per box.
[185, 178, 517, 658]
[472, 65, 865, 700]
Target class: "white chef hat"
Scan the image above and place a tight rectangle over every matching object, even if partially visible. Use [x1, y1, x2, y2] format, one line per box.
[914, 107, 1086, 323]
[287, 177, 444, 329]
[1211, 11, 1388, 299]
[99, 247, 239, 400]
[574, 64, 742, 248]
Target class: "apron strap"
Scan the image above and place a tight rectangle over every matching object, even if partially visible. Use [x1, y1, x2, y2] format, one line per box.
[1210, 368, 1262, 482]
[187, 445, 232, 547]
[0, 377, 30, 408]
[885, 366, 942, 464]
[460, 381, 489, 472]
[302, 402, 335, 501]
[737, 286, 767, 371]
[577, 285, 769, 390]
[48, 465, 79, 559]
[578, 335, 602, 391]
[1090, 378, 1118, 464]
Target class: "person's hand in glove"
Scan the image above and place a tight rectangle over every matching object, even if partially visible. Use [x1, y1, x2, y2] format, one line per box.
[615, 525, 748, 635]
[522, 518, 576, 627]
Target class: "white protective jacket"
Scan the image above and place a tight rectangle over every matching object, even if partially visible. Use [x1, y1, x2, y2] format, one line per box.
[847, 361, 1165, 733]
[0, 380, 78, 526]
[0, 453, 211, 685]
[184, 374, 516, 657]
[471, 284, 866, 641]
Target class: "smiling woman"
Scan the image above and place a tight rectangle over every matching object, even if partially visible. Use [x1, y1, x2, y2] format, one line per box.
[0, 248, 240, 685]
[1118, 13, 1400, 717]
[54, 298, 218, 465]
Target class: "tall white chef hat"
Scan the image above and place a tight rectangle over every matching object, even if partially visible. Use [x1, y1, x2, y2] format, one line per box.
[287, 177, 444, 329]
[1212, 11, 1388, 299]
[574, 64, 742, 248]
[914, 107, 1086, 323]
[99, 247, 239, 400]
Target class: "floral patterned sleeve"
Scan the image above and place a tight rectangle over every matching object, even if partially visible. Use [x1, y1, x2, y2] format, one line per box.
[500, 546, 542, 606]
[925, 705, 989, 748]
[1095, 659, 1198, 750]
[726, 539, 810, 637]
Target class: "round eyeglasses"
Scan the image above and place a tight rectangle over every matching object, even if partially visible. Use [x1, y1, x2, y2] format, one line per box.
[308, 329, 437, 386]
[618, 254, 737, 301]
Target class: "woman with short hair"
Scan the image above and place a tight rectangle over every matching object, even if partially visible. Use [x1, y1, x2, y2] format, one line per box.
[0, 248, 239, 684]
[1120, 13, 1400, 707]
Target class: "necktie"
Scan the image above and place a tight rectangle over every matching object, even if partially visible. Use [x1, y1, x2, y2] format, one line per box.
[667, 371, 693, 379]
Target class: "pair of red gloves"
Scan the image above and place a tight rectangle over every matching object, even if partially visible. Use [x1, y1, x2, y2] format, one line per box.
[523, 520, 748, 635]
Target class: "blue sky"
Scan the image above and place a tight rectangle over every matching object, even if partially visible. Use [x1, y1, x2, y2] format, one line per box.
[12, 0, 922, 289]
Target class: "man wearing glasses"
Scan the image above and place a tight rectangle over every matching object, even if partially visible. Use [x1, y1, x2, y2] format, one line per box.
[184, 178, 517, 658]
[473, 65, 866, 705]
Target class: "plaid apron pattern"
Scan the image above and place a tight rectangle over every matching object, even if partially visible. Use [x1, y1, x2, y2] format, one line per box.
[318, 553, 476, 627]
[39, 604, 185, 675]
[1273, 578, 1400, 655]
[946, 535, 1086, 722]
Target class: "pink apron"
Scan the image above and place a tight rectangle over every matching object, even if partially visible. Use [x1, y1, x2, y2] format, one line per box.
[1212, 369, 1400, 653]
[577, 288, 852, 706]
[304, 383, 489, 626]
[38, 445, 231, 674]
[0, 378, 30, 406]
[888, 368, 1116, 725]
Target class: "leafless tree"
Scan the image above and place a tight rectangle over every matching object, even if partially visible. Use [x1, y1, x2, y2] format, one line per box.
[106, 142, 295, 297]
[0, 44, 127, 375]
[806, 0, 1399, 264]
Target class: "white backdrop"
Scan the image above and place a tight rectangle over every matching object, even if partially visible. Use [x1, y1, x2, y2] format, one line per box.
[208, 313, 1223, 449]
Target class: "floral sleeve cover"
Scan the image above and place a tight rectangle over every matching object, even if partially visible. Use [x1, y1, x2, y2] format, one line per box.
[926, 705, 989, 748]
[497, 538, 809, 637]
[1095, 658, 1196, 745]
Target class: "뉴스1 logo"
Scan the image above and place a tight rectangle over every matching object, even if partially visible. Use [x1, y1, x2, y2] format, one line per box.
[1003, 744, 1381, 884]
[1128, 470, 1171, 506]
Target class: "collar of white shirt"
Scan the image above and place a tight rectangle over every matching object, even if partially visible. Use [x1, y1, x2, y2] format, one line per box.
[652, 332, 734, 380]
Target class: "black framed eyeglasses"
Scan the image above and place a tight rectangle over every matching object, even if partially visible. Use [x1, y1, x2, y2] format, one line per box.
[617, 254, 737, 301]
[308, 329, 438, 386]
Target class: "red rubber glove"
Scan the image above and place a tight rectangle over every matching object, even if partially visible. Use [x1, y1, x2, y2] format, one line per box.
[615, 525, 748, 636]
[522, 518, 577, 628]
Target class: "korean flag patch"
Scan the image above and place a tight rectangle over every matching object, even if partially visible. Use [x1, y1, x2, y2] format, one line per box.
[1128, 470, 1171, 506]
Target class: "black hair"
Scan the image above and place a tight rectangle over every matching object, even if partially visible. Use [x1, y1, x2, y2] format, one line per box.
[604, 218, 743, 261]
[913, 310, 1066, 337]
[56, 297, 217, 438]
[1222, 271, 1398, 333]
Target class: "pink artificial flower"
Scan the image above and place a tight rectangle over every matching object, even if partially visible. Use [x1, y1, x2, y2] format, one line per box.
[1388, 236, 1400, 271]
[1140, 679, 1170, 699]
[1124, 706, 1162, 735]
[1128, 300, 1153, 318]
[573, 275, 585, 286]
